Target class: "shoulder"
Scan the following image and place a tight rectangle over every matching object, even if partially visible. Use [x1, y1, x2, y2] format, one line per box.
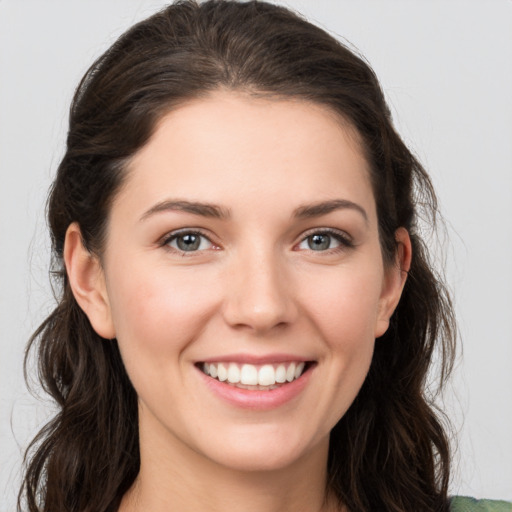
[450, 496, 512, 512]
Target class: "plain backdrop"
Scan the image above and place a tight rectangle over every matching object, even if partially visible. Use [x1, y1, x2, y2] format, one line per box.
[1, 0, 511, 509]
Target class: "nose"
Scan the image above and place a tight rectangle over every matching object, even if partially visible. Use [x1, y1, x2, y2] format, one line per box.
[222, 247, 298, 335]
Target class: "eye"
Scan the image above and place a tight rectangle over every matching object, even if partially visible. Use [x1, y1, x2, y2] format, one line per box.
[163, 230, 215, 253]
[297, 230, 353, 252]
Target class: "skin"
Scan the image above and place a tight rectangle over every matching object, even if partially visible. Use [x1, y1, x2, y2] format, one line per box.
[65, 91, 411, 512]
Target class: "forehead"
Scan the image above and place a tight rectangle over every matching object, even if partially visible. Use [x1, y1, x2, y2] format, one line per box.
[116, 91, 375, 221]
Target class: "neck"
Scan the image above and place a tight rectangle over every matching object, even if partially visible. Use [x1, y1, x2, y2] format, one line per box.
[119, 410, 340, 512]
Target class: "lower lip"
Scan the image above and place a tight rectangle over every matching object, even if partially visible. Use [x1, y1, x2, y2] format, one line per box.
[197, 365, 314, 410]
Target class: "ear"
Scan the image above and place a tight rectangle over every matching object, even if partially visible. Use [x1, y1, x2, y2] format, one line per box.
[374, 227, 412, 338]
[63, 222, 116, 339]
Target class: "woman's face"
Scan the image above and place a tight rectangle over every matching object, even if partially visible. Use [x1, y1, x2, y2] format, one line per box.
[86, 92, 406, 473]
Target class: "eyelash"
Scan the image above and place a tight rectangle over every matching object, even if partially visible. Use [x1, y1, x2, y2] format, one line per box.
[160, 229, 217, 256]
[160, 228, 354, 255]
[297, 228, 354, 253]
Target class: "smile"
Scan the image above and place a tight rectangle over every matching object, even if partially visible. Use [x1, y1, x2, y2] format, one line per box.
[196, 359, 315, 409]
[200, 361, 309, 390]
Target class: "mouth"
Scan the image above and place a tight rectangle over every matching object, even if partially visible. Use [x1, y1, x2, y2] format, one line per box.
[197, 361, 314, 391]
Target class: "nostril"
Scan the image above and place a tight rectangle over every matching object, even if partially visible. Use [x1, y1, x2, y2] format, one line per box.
[221, 266, 298, 332]
[223, 304, 297, 334]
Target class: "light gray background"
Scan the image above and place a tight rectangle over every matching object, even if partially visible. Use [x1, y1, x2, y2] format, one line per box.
[1, 0, 511, 509]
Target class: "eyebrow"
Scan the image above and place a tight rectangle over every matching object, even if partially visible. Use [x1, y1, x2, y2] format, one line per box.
[140, 198, 368, 223]
[140, 200, 231, 221]
[293, 199, 368, 223]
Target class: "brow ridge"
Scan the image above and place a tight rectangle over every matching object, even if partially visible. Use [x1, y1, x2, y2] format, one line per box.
[140, 199, 230, 221]
[140, 198, 367, 223]
[293, 199, 368, 223]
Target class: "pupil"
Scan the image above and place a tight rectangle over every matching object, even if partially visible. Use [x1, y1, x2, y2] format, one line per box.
[308, 234, 330, 251]
[177, 234, 200, 251]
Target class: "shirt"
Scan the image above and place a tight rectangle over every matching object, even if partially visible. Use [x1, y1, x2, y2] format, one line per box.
[450, 497, 512, 512]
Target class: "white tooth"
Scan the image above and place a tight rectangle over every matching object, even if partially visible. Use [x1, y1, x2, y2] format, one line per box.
[209, 363, 218, 379]
[240, 364, 258, 385]
[217, 363, 228, 381]
[295, 362, 305, 379]
[258, 365, 276, 386]
[286, 362, 296, 382]
[275, 364, 287, 383]
[227, 363, 241, 383]
[203, 362, 209, 375]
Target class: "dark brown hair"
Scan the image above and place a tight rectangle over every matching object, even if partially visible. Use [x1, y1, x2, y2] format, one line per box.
[19, 1, 456, 511]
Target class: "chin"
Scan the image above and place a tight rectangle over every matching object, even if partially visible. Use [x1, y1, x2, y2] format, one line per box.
[198, 424, 327, 473]
[208, 448, 305, 473]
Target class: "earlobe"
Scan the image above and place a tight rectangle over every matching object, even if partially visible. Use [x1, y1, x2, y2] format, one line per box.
[63, 223, 116, 339]
[375, 227, 412, 338]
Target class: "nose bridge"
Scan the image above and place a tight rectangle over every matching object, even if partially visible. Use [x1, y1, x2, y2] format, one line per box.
[222, 241, 296, 333]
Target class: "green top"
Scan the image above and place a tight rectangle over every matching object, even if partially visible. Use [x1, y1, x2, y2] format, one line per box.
[450, 497, 512, 512]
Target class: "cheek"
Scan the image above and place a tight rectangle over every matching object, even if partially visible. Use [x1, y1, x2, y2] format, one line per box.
[106, 265, 219, 372]
[297, 261, 382, 422]
[300, 263, 383, 346]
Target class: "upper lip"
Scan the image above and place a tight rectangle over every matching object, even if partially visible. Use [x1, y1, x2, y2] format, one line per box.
[198, 353, 314, 364]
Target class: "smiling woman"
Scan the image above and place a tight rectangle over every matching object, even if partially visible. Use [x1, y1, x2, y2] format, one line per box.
[65, 94, 409, 481]
[16, 2, 509, 512]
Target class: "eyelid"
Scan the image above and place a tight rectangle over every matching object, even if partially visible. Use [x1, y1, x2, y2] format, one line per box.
[295, 227, 354, 250]
[158, 226, 353, 255]
[159, 228, 219, 254]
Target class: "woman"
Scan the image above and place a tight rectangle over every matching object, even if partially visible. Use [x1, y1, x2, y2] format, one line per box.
[17, 1, 511, 511]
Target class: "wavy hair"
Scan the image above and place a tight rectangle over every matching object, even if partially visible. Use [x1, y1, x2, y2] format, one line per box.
[19, 1, 456, 511]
